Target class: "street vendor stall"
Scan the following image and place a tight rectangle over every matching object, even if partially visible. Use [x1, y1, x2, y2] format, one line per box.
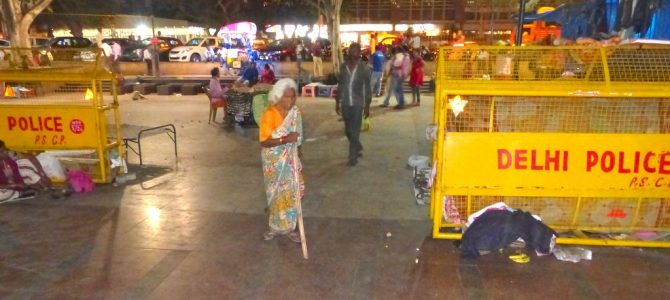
[431, 43, 670, 247]
[225, 83, 272, 126]
[0, 48, 124, 183]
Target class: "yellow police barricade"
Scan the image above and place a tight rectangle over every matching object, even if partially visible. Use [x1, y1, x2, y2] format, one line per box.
[431, 44, 670, 247]
[0, 47, 123, 183]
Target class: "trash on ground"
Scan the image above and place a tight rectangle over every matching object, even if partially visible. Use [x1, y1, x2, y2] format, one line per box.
[508, 253, 530, 263]
[553, 246, 592, 263]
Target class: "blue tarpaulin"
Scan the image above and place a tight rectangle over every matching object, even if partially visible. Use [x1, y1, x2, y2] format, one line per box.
[523, 0, 670, 40]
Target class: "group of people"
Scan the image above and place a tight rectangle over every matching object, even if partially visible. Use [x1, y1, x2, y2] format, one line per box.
[96, 28, 123, 74]
[373, 44, 425, 109]
[256, 41, 426, 243]
[236, 62, 277, 86]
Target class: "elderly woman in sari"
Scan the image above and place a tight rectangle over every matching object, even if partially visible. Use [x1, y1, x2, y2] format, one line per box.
[258, 78, 304, 242]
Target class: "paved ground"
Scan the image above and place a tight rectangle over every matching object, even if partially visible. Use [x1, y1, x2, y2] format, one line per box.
[1, 93, 669, 299]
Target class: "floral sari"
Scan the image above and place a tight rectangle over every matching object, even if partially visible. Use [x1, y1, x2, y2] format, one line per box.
[261, 106, 304, 234]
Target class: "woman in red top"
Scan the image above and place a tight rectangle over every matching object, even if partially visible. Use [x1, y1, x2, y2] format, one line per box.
[409, 50, 424, 106]
[259, 63, 276, 84]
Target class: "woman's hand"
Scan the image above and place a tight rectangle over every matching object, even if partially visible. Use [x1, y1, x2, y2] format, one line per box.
[283, 132, 300, 143]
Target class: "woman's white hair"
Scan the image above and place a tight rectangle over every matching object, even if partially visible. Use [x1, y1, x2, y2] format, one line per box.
[269, 78, 298, 104]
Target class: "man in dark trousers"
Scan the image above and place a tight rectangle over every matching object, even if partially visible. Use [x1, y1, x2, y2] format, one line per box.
[336, 43, 372, 166]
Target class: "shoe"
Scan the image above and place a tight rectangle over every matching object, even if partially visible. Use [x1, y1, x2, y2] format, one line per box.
[287, 232, 301, 243]
[263, 231, 276, 241]
[357, 151, 363, 158]
[379, 104, 389, 108]
[17, 190, 37, 200]
[346, 159, 358, 166]
[393, 105, 405, 110]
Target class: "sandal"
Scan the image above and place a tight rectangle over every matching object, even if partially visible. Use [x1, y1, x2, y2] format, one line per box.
[287, 232, 301, 243]
[263, 231, 276, 241]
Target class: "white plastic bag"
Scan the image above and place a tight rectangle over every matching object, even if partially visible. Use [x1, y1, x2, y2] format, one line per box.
[553, 246, 592, 263]
[36, 153, 66, 181]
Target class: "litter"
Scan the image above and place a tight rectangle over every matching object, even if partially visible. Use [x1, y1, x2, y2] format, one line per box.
[508, 253, 530, 263]
[553, 246, 592, 263]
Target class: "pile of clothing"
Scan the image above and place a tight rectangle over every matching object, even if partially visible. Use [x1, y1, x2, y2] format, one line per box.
[460, 203, 557, 259]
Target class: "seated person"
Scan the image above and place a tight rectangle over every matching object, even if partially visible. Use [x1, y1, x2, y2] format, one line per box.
[259, 63, 276, 84]
[209, 67, 228, 105]
[237, 61, 259, 86]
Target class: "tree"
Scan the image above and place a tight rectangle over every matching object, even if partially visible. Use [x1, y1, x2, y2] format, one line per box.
[1, 0, 53, 48]
[307, 0, 344, 73]
[46, 0, 123, 37]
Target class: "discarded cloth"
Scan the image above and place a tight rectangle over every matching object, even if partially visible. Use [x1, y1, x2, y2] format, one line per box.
[460, 209, 556, 259]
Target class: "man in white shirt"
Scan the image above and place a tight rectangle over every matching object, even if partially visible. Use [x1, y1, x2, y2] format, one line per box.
[411, 33, 421, 50]
[99, 42, 112, 71]
[143, 47, 153, 76]
[96, 28, 104, 47]
[111, 41, 122, 73]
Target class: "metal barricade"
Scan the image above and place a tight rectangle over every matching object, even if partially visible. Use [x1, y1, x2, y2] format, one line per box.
[0, 47, 123, 183]
[431, 44, 670, 247]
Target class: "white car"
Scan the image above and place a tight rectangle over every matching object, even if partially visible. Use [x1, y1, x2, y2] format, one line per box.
[169, 37, 221, 62]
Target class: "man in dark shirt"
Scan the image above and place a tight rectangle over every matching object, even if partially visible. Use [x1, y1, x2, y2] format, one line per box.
[336, 43, 372, 166]
[238, 61, 259, 86]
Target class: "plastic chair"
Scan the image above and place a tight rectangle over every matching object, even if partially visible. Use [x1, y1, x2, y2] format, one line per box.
[301, 84, 316, 97]
[204, 87, 225, 124]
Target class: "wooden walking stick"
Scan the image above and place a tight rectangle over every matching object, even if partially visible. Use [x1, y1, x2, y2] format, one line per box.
[293, 148, 308, 259]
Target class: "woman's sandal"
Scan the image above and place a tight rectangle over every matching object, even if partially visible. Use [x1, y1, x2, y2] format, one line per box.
[287, 232, 301, 243]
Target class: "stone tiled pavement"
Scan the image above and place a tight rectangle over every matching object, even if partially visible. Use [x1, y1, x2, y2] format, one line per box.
[1, 93, 669, 299]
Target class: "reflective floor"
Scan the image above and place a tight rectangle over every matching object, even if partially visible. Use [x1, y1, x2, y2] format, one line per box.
[1, 94, 668, 299]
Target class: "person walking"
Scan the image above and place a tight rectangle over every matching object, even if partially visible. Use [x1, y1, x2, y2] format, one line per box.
[143, 46, 153, 76]
[96, 28, 104, 47]
[310, 42, 323, 77]
[99, 42, 112, 71]
[370, 44, 385, 97]
[409, 50, 425, 106]
[258, 78, 305, 244]
[110, 41, 122, 74]
[381, 46, 410, 109]
[336, 43, 372, 166]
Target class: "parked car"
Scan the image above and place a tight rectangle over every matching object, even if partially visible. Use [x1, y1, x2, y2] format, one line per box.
[101, 38, 132, 48]
[0, 38, 53, 49]
[30, 37, 52, 48]
[258, 38, 309, 62]
[120, 37, 182, 62]
[50, 37, 95, 61]
[169, 37, 221, 62]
